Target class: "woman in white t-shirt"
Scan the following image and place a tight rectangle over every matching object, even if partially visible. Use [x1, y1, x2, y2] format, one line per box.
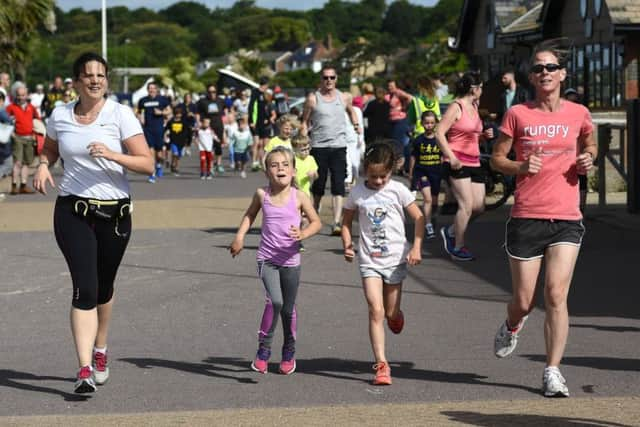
[33, 52, 154, 394]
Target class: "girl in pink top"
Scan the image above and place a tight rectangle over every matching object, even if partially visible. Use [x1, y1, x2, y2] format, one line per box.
[229, 146, 321, 375]
[490, 40, 596, 398]
[435, 72, 493, 261]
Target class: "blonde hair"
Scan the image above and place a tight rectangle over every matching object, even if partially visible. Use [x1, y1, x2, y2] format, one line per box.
[277, 113, 299, 129]
[291, 134, 310, 148]
[264, 145, 296, 168]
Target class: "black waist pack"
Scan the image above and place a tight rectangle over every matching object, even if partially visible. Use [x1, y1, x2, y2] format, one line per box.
[70, 196, 132, 221]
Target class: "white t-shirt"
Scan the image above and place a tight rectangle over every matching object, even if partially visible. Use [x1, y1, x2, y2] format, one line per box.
[46, 99, 142, 200]
[344, 179, 415, 268]
[198, 128, 214, 151]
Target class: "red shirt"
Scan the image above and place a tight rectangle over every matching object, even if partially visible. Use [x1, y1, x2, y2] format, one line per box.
[6, 103, 40, 136]
[500, 101, 593, 220]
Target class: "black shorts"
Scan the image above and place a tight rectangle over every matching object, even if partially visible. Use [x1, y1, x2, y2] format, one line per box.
[443, 163, 486, 184]
[411, 167, 442, 196]
[504, 217, 585, 260]
[310, 146, 347, 197]
[256, 124, 272, 139]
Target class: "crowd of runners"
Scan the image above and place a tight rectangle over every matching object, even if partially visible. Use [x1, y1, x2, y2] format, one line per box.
[7, 37, 597, 399]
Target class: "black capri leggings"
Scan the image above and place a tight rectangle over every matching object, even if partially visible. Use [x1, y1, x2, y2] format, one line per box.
[54, 196, 131, 310]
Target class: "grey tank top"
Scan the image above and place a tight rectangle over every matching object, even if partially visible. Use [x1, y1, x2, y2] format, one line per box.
[309, 89, 347, 148]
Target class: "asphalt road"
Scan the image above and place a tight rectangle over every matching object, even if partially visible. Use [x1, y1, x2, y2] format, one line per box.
[1, 154, 639, 425]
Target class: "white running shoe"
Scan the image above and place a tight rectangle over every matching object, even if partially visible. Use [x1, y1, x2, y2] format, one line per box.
[240, 170, 247, 179]
[74, 366, 97, 394]
[542, 366, 569, 397]
[494, 316, 528, 358]
[92, 351, 109, 385]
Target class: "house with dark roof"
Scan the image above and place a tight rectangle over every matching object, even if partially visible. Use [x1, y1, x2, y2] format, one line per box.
[449, 0, 640, 112]
[289, 35, 338, 73]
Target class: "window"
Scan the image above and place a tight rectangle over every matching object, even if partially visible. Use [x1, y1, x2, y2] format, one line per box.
[594, 0, 602, 16]
[486, 3, 495, 49]
[584, 18, 593, 38]
[580, 0, 588, 18]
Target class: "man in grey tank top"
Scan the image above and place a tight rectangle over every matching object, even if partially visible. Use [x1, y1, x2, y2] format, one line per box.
[302, 65, 360, 235]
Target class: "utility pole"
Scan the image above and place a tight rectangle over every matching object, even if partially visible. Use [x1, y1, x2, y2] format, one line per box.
[101, 0, 107, 60]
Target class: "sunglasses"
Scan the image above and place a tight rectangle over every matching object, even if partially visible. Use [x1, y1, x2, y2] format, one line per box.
[530, 63, 563, 73]
[322, 75, 337, 81]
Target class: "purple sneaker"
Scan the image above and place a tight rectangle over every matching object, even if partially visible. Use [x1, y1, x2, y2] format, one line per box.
[279, 347, 296, 375]
[251, 346, 271, 374]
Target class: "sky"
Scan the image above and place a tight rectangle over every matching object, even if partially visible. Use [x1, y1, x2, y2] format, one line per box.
[56, 0, 438, 12]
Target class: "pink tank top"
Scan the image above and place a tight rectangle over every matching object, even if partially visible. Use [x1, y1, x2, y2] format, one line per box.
[256, 187, 301, 267]
[444, 101, 482, 166]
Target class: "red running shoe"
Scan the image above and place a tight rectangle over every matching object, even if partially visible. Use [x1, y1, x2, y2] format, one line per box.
[387, 310, 405, 334]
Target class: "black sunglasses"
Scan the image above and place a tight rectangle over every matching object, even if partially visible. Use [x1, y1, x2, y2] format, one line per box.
[322, 75, 337, 80]
[530, 63, 563, 73]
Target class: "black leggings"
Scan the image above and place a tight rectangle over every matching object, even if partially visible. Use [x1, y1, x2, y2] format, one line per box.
[54, 196, 131, 310]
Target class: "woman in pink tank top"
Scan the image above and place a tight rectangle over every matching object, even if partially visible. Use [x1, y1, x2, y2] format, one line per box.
[490, 40, 596, 397]
[435, 72, 493, 261]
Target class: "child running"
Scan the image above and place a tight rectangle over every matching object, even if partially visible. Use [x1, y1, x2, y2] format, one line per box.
[229, 116, 253, 178]
[292, 134, 318, 198]
[409, 111, 442, 239]
[341, 141, 424, 385]
[198, 117, 215, 180]
[292, 134, 319, 252]
[164, 106, 192, 176]
[264, 114, 295, 153]
[229, 146, 322, 375]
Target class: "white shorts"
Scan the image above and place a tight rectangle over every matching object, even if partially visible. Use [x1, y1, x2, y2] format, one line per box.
[359, 263, 408, 285]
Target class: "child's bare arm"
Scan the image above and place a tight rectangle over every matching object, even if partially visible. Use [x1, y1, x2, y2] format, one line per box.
[405, 202, 424, 265]
[292, 190, 321, 240]
[341, 208, 356, 262]
[230, 190, 263, 257]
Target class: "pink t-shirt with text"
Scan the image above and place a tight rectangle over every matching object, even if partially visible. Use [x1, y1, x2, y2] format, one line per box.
[500, 101, 593, 220]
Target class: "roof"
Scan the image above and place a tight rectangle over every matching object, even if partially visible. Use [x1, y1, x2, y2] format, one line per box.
[607, 0, 640, 25]
[217, 69, 259, 89]
[450, 0, 640, 51]
[501, 2, 543, 33]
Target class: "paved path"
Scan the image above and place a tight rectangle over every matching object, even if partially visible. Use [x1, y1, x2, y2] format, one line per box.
[1, 156, 639, 425]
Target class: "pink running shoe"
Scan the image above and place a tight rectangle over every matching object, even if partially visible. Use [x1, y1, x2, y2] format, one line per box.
[250, 347, 271, 374]
[74, 366, 96, 394]
[279, 347, 296, 375]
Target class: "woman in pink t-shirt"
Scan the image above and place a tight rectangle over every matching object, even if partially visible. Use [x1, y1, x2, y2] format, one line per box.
[435, 72, 493, 261]
[490, 40, 596, 398]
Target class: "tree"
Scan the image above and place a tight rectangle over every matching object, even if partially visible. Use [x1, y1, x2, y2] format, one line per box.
[0, 0, 56, 78]
[160, 56, 204, 96]
[382, 0, 426, 43]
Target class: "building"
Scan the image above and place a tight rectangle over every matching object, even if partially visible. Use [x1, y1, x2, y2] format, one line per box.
[449, 0, 640, 112]
[289, 35, 338, 73]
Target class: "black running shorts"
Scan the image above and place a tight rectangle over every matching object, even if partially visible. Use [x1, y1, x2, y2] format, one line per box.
[504, 217, 585, 260]
[443, 163, 486, 184]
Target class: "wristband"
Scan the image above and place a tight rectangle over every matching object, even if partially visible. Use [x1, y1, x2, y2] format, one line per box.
[39, 158, 50, 166]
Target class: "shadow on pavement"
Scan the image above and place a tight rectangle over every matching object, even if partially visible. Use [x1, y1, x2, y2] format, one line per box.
[0, 369, 90, 402]
[119, 357, 257, 384]
[521, 355, 640, 372]
[424, 206, 640, 320]
[571, 324, 640, 333]
[441, 411, 632, 427]
[202, 356, 541, 395]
